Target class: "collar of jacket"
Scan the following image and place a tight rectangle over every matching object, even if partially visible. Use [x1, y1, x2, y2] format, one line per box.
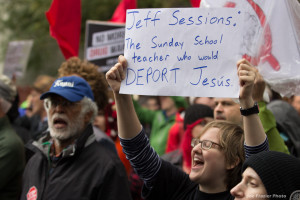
[31, 123, 96, 158]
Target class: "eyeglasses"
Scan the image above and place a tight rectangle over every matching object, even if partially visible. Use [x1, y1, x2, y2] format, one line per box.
[191, 138, 223, 150]
[45, 98, 80, 109]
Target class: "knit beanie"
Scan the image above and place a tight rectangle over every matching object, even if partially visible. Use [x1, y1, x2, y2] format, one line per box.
[183, 104, 213, 129]
[242, 151, 300, 199]
[170, 96, 188, 110]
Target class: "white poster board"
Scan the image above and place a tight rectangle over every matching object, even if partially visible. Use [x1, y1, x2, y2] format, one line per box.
[120, 8, 244, 97]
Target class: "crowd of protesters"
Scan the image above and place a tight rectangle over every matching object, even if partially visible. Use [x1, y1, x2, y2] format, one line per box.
[1, 54, 300, 200]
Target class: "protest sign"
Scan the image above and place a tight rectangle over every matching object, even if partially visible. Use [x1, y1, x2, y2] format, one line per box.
[120, 8, 244, 97]
[85, 20, 125, 72]
[201, 0, 300, 96]
[3, 40, 33, 78]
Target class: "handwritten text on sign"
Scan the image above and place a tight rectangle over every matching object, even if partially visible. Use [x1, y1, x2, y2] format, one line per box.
[120, 8, 244, 97]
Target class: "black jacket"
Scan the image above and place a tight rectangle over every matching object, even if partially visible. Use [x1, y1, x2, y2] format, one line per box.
[15, 114, 47, 141]
[21, 124, 132, 200]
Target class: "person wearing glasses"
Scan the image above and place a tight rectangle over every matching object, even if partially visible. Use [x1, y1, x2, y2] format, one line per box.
[20, 76, 132, 200]
[106, 56, 268, 200]
[161, 104, 214, 174]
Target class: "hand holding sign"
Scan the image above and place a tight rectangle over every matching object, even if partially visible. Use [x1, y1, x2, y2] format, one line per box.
[106, 55, 127, 93]
[120, 7, 244, 98]
[237, 59, 257, 108]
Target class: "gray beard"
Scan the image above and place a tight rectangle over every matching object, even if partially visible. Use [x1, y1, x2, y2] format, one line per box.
[49, 111, 85, 145]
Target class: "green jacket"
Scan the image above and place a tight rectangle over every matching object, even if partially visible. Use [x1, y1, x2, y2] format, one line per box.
[133, 100, 178, 156]
[0, 116, 25, 200]
[258, 101, 289, 154]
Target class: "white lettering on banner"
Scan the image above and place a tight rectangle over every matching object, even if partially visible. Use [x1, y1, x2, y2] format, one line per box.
[92, 28, 125, 46]
[120, 8, 244, 97]
[87, 46, 108, 60]
[87, 43, 125, 61]
[54, 80, 74, 88]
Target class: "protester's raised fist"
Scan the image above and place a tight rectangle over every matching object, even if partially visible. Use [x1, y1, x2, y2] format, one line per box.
[237, 59, 257, 107]
[106, 55, 127, 93]
[252, 69, 266, 102]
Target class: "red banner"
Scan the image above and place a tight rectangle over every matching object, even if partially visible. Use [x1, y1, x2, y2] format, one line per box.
[46, 0, 81, 59]
[190, 0, 201, 7]
[110, 0, 137, 23]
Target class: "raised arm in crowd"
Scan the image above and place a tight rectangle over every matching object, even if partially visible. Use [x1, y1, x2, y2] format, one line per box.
[106, 55, 268, 200]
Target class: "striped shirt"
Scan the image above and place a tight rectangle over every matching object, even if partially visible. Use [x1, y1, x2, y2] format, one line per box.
[120, 128, 269, 189]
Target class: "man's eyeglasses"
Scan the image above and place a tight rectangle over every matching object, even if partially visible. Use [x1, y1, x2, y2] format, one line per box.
[45, 98, 80, 109]
[191, 138, 223, 150]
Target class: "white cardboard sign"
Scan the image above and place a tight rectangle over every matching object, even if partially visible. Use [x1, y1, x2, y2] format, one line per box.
[120, 8, 244, 97]
[3, 40, 33, 78]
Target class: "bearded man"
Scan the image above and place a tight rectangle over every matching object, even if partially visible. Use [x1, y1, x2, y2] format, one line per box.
[21, 76, 132, 200]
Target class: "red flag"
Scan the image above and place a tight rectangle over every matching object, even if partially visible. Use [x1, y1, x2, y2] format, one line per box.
[46, 0, 81, 59]
[110, 0, 137, 23]
[190, 0, 201, 7]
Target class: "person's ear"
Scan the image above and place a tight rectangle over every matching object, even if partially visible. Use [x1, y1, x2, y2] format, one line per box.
[227, 157, 240, 170]
[84, 111, 93, 124]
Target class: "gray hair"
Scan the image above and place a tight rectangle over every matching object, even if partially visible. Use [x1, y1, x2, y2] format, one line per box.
[81, 97, 98, 123]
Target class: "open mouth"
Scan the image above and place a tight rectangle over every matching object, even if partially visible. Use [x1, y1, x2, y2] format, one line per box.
[193, 157, 204, 167]
[215, 116, 225, 120]
[53, 118, 68, 129]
